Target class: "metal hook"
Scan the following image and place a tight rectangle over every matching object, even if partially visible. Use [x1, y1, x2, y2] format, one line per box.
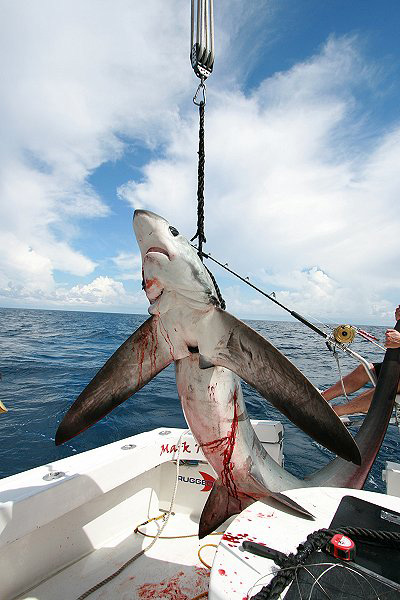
[193, 80, 207, 106]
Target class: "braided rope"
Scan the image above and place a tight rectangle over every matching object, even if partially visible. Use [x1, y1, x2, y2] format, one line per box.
[251, 527, 400, 600]
[76, 432, 188, 600]
[191, 101, 206, 258]
[205, 265, 226, 310]
[191, 99, 226, 310]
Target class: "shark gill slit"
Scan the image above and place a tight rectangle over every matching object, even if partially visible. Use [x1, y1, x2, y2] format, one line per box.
[188, 346, 199, 353]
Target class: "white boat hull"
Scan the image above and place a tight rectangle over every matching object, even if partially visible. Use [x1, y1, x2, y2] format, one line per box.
[0, 421, 283, 599]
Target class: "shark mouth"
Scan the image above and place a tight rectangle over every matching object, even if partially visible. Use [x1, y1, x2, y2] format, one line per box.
[146, 247, 170, 259]
[143, 248, 167, 303]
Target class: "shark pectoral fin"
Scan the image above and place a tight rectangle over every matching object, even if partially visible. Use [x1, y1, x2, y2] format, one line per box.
[55, 316, 175, 446]
[198, 308, 361, 466]
[0, 400, 7, 413]
[199, 479, 243, 539]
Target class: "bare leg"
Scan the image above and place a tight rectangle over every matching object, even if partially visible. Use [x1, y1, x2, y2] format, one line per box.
[322, 364, 373, 401]
[332, 389, 374, 416]
[332, 379, 400, 416]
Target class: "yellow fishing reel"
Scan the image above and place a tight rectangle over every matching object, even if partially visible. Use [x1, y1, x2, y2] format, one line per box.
[333, 324, 356, 344]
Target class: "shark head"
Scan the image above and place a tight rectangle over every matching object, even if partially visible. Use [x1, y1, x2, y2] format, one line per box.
[133, 209, 218, 313]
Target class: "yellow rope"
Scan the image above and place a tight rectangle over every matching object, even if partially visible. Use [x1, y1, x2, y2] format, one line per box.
[134, 513, 224, 540]
[197, 543, 218, 569]
[133, 513, 164, 532]
[133, 514, 223, 600]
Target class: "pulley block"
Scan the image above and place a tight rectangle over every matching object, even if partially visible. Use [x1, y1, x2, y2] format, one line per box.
[191, 0, 214, 79]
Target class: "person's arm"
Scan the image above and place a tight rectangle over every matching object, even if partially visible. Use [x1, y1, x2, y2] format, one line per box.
[383, 305, 400, 348]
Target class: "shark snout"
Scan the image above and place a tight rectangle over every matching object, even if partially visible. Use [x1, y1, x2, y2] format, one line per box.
[133, 209, 173, 261]
[133, 209, 168, 227]
[133, 208, 155, 218]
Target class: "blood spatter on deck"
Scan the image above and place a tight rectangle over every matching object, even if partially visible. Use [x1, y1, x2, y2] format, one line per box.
[222, 531, 251, 548]
[218, 569, 226, 576]
[137, 568, 209, 600]
[257, 512, 275, 519]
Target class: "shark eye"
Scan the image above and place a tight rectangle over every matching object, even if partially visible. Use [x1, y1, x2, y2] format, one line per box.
[169, 226, 179, 237]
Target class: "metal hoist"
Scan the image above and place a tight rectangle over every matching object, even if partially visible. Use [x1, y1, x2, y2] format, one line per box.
[189, 0, 215, 259]
[190, 0, 214, 83]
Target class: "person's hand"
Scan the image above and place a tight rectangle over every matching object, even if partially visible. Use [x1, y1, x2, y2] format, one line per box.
[385, 328, 400, 348]
[395, 304, 400, 322]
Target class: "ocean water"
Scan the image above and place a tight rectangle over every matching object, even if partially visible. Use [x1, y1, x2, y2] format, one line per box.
[0, 307, 398, 493]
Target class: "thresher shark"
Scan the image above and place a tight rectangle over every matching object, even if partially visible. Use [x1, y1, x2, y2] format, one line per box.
[56, 210, 398, 538]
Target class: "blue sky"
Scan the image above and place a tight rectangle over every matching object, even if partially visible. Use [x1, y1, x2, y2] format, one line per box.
[1, 1, 399, 325]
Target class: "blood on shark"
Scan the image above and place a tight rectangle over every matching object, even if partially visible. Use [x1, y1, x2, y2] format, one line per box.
[55, 209, 362, 535]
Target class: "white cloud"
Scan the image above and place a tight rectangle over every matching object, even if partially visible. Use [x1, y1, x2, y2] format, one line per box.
[62, 276, 128, 305]
[111, 252, 142, 281]
[0, 0, 191, 302]
[0, 275, 147, 314]
[118, 36, 400, 322]
[1, 3, 399, 324]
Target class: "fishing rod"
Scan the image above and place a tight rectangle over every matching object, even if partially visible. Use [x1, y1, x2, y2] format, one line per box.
[195, 246, 377, 385]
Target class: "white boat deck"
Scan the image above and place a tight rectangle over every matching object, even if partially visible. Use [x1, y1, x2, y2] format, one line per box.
[1, 423, 399, 600]
[21, 513, 218, 600]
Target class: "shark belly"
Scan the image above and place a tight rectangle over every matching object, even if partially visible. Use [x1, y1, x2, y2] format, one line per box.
[176, 354, 312, 537]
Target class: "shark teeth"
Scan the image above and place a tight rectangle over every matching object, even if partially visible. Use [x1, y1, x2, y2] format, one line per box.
[146, 246, 169, 259]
